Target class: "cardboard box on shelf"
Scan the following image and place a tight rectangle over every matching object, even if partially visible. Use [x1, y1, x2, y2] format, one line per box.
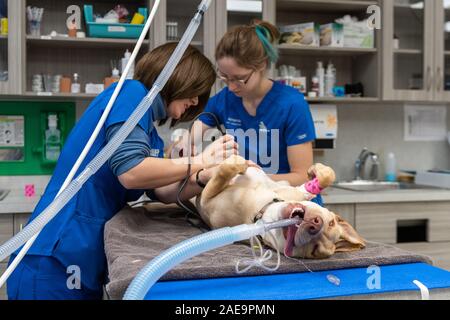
[320, 23, 344, 47]
[279, 23, 320, 47]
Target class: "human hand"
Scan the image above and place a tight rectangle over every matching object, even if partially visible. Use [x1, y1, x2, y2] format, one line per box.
[194, 134, 238, 168]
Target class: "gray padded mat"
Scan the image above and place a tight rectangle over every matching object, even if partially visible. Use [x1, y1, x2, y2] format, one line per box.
[104, 203, 433, 300]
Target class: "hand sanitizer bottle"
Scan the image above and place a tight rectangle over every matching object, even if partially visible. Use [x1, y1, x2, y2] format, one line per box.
[45, 114, 61, 162]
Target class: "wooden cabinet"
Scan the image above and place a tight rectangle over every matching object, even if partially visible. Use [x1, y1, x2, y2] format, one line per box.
[0, 214, 13, 300]
[0, 0, 25, 95]
[354, 201, 450, 271]
[326, 203, 355, 226]
[434, 0, 450, 101]
[382, 0, 450, 102]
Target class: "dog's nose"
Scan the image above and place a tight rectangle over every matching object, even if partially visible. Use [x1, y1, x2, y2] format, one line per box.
[307, 216, 323, 235]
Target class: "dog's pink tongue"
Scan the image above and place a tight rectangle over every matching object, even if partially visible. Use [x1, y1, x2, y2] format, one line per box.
[284, 225, 296, 257]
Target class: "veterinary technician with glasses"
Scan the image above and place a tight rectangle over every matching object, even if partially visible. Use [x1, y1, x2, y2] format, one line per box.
[7, 43, 239, 300]
[191, 20, 322, 206]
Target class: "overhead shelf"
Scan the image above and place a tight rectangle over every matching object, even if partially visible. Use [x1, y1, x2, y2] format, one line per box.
[277, 0, 379, 13]
[393, 48, 422, 55]
[26, 35, 150, 48]
[278, 44, 377, 56]
[24, 91, 97, 100]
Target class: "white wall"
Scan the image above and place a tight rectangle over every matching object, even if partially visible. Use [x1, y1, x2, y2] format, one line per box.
[76, 101, 450, 182]
[314, 103, 450, 182]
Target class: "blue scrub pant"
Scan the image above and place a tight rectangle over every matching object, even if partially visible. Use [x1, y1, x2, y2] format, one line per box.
[7, 255, 102, 300]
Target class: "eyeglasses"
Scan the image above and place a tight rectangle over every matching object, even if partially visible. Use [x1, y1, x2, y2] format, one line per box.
[216, 69, 254, 86]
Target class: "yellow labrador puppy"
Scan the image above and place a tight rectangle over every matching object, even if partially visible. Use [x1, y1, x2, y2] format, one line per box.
[196, 156, 365, 259]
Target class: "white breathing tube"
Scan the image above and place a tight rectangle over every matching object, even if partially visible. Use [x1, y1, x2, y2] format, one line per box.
[0, 0, 213, 286]
[0, 2, 162, 289]
[124, 217, 300, 300]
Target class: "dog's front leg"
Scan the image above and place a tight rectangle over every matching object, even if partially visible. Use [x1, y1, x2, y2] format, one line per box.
[201, 155, 248, 201]
[296, 163, 336, 200]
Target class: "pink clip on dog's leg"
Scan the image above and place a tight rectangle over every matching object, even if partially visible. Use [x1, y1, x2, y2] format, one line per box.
[304, 178, 323, 195]
[298, 178, 323, 201]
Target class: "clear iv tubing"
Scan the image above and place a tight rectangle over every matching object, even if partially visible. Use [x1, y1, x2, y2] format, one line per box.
[0, 0, 212, 276]
[0, 3, 163, 289]
[0, 3, 162, 288]
[123, 217, 300, 300]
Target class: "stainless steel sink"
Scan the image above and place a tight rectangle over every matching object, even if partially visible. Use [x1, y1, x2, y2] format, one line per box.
[332, 180, 441, 192]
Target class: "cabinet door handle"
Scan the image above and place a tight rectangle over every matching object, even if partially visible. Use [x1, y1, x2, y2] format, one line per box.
[426, 66, 433, 91]
[436, 67, 443, 92]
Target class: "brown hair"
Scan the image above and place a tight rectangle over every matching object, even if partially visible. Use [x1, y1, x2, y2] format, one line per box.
[135, 42, 216, 126]
[215, 20, 280, 70]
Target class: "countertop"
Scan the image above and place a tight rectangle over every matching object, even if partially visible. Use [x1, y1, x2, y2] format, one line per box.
[0, 176, 51, 214]
[2, 176, 450, 214]
[323, 186, 450, 204]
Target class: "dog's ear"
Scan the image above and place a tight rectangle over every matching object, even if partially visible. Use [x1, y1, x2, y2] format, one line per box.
[334, 214, 366, 252]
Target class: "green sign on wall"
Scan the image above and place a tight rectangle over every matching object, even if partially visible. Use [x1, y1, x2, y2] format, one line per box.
[0, 101, 76, 176]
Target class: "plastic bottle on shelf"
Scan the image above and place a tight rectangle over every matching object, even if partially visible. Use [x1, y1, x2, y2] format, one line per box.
[316, 61, 325, 97]
[121, 49, 134, 80]
[385, 152, 397, 182]
[45, 114, 61, 162]
[311, 76, 319, 96]
[71, 73, 80, 93]
[325, 62, 336, 97]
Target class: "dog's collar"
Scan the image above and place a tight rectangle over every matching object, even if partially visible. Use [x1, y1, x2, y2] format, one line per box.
[253, 198, 285, 222]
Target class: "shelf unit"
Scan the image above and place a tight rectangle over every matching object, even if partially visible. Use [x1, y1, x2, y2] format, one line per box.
[23, 0, 151, 96]
[274, 0, 381, 100]
[0, 0, 448, 104]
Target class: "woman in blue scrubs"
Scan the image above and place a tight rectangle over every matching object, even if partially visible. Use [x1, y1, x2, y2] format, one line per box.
[192, 21, 321, 204]
[7, 43, 238, 300]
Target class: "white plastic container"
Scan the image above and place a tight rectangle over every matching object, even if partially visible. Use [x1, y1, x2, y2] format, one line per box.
[325, 62, 336, 97]
[121, 49, 134, 80]
[316, 61, 325, 97]
[385, 152, 397, 182]
[71, 73, 81, 93]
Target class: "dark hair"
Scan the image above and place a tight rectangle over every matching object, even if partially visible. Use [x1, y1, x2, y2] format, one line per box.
[135, 42, 216, 126]
[216, 19, 280, 70]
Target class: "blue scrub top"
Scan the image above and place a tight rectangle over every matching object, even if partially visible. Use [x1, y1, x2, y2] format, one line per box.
[200, 81, 316, 173]
[199, 81, 322, 205]
[17, 80, 164, 291]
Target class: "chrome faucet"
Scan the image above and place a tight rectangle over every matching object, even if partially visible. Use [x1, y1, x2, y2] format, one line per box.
[354, 148, 380, 181]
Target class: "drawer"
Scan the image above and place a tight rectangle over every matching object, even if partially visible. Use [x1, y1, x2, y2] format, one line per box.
[325, 204, 355, 226]
[396, 242, 450, 272]
[14, 213, 31, 235]
[356, 202, 450, 244]
[0, 215, 13, 245]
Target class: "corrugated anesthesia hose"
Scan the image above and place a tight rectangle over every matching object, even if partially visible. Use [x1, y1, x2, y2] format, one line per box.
[123, 217, 300, 300]
[0, 0, 212, 266]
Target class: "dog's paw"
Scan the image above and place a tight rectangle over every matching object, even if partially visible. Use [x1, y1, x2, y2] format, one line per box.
[308, 163, 336, 189]
[220, 155, 248, 175]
